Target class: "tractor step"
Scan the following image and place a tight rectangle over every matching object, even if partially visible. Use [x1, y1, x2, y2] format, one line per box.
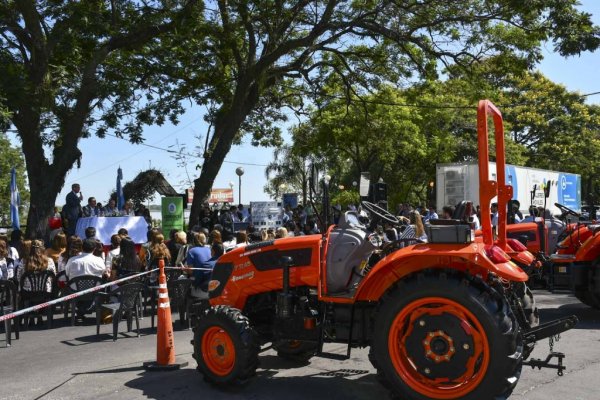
[316, 351, 350, 361]
[522, 315, 578, 345]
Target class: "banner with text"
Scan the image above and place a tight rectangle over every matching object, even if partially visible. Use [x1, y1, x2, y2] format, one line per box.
[209, 188, 234, 204]
[186, 188, 234, 204]
[162, 197, 184, 232]
[250, 201, 282, 229]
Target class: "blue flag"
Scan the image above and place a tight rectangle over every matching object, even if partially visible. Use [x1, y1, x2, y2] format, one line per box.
[116, 167, 125, 211]
[10, 167, 20, 230]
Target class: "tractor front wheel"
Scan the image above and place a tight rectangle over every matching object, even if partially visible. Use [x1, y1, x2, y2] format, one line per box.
[194, 306, 259, 385]
[369, 271, 522, 400]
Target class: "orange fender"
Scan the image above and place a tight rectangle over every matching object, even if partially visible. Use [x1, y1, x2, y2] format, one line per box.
[355, 242, 528, 302]
[574, 233, 600, 262]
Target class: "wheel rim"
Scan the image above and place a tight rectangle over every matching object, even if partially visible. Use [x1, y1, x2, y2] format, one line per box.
[388, 297, 490, 399]
[202, 326, 236, 376]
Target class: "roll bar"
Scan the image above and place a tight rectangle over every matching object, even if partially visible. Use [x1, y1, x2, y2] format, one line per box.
[477, 100, 512, 250]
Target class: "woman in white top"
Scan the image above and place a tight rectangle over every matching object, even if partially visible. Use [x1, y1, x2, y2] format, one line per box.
[398, 210, 428, 242]
[0, 240, 15, 280]
[17, 240, 56, 292]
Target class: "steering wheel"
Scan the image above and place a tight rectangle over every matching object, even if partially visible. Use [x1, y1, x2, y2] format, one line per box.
[361, 201, 399, 225]
[555, 203, 580, 218]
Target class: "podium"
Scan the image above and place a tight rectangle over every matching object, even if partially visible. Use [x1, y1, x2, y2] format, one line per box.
[75, 216, 149, 245]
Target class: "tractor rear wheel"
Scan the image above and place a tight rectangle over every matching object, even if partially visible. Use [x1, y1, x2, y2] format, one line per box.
[574, 259, 600, 309]
[369, 271, 523, 400]
[574, 289, 600, 309]
[513, 282, 539, 359]
[194, 306, 259, 385]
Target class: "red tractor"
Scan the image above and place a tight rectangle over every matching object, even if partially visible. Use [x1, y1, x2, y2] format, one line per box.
[506, 201, 600, 308]
[191, 100, 577, 400]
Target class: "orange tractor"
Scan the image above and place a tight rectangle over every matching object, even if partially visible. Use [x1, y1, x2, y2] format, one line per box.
[191, 100, 577, 400]
[506, 200, 600, 308]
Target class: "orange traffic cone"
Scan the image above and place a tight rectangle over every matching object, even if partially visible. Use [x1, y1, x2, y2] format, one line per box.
[143, 259, 188, 371]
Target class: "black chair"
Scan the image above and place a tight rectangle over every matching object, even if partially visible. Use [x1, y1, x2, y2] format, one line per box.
[166, 278, 193, 329]
[0, 280, 19, 346]
[55, 270, 68, 316]
[95, 282, 144, 341]
[146, 268, 184, 328]
[19, 270, 56, 329]
[64, 275, 104, 325]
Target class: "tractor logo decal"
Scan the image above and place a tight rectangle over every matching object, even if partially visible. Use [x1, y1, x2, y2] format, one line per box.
[234, 261, 252, 271]
[232, 271, 255, 282]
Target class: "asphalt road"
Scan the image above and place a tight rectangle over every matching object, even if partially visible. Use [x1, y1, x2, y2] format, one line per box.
[1, 291, 599, 400]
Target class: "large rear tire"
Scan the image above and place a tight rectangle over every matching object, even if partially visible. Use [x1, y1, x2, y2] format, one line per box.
[369, 270, 523, 400]
[193, 306, 259, 386]
[574, 258, 600, 309]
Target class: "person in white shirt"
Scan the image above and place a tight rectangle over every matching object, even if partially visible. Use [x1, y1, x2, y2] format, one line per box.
[105, 234, 121, 274]
[65, 239, 108, 282]
[491, 203, 499, 228]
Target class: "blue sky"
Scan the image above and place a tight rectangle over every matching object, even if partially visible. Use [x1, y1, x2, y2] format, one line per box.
[52, 0, 600, 207]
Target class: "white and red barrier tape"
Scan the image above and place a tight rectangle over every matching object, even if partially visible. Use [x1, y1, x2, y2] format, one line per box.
[0, 265, 215, 323]
[0, 268, 159, 323]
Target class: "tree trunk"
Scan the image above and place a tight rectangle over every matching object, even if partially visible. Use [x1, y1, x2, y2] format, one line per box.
[15, 110, 84, 240]
[188, 80, 261, 226]
[26, 176, 63, 240]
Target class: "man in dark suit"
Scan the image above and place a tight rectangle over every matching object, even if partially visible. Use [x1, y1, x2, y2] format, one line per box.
[64, 183, 83, 236]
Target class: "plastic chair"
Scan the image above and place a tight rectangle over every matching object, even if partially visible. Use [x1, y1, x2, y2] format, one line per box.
[146, 268, 184, 328]
[0, 280, 19, 346]
[95, 282, 144, 341]
[19, 270, 56, 329]
[55, 270, 69, 316]
[64, 275, 104, 325]
[165, 278, 193, 329]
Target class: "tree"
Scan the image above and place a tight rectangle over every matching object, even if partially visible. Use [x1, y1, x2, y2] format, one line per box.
[0, 0, 201, 237]
[264, 144, 323, 204]
[0, 132, 28, 227]
[172, 0, 599, 225]
[1, 1, 598, 235]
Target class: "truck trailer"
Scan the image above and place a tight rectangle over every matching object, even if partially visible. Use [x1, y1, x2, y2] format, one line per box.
[436, 162, 581, 216]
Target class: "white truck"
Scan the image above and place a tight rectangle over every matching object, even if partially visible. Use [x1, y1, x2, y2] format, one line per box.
[436, 162, 581, 216]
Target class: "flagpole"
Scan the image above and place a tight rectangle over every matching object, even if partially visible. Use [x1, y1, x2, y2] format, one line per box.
[10, 167, 20, 230]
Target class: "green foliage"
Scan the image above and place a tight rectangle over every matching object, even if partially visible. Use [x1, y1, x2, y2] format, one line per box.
[1, 0, 599, 230]
[0, 132, 28, 225]
[331, 190, 360, 209]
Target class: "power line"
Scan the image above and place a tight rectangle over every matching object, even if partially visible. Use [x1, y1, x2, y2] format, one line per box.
[104, 130, 269, 167]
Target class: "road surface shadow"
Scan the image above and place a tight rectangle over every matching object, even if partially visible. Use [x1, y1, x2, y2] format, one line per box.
[124, 364, 388, 400]
[539, 302, 600, 330]
[60, 326, 156, 346]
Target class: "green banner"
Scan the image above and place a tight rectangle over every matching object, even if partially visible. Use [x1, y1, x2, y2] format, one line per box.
[161, 197, 183, 232]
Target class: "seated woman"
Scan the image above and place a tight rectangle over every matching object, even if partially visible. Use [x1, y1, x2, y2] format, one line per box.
[18, 240, 56, 292]
[188, 242, 224, 299]
[398, 210, 428, 242]
[110, 236, 142, 279]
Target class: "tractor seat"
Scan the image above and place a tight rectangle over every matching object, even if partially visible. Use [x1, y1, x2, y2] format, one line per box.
[588, 224, 600, 234]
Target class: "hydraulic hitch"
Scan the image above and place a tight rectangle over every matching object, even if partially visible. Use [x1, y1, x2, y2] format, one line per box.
[523, 352, 566, 376]
[521, 315, 578, 376]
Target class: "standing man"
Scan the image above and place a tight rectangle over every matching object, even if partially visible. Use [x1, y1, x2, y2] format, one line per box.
[64, 183, 83, 236]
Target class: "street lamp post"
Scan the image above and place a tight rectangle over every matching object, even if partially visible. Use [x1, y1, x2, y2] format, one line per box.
[235, 167, 244, 205]
[279, 183, 287, 205]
